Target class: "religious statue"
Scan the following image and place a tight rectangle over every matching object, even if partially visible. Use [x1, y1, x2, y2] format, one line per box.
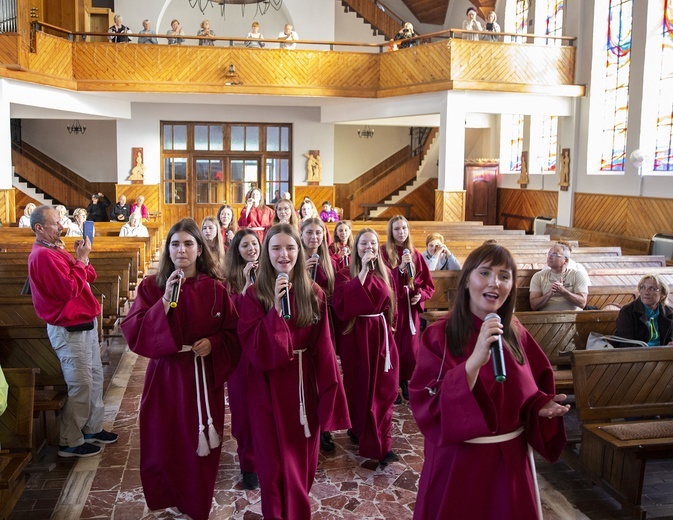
[559, 149, 570, 191]
[304, 150, 322, 183]
[517, 151, 529, 188]
[128, 148, 146, 182]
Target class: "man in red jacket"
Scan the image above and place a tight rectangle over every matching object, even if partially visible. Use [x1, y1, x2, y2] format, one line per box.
[28, 205, 118, 458]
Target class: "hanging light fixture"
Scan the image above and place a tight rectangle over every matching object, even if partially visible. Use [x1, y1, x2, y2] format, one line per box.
[358, 125, 375, 139]
[67, 120, 86, 135]
[189, 0, 283, 18]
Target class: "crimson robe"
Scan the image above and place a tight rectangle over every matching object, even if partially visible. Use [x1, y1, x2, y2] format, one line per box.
[237, 206, 274, 242]
[227, 292, 255, 473]
[332, 268, 398, 460]
[237, 285, 350, 520]
[381, 245, 435, 381]
[409, 313, 567, 520]
[121, 275, 240, 520]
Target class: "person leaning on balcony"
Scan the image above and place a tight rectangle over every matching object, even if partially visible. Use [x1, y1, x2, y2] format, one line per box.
[167, 19, 185, 45]
[462, 7, 483, 41]
[108, 14, 131, 43]
[245, 21, 265, 48]
[138, 19, 158, 44]
[197, 20, 216, 46]
[393, 22, 419, 49]
[482, 11, 501, 42]
[278, 24, 298, 50]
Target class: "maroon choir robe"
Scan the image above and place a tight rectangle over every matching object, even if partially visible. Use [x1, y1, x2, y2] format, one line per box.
[237, 285, 350, 520]
[332, 268, 398, 460]
[237, 206, 274, 242]
[227, 292, 255, 473]
[121, 274, 241, 520]
[329, 242, 349, 271]
[409, 313, 567, 520]
[381, 245, 435, 381]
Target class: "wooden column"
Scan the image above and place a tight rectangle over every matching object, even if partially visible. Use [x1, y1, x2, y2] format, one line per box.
[0, 188, 17, 226]
[434, 190, 465, 222]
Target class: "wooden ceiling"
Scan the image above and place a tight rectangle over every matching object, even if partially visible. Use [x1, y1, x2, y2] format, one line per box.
[401, 0, 495, 26]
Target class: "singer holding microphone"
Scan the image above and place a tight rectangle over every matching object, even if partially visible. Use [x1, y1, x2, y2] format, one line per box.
[332, 228, 399, 466]
[121, 218, 241, 520]
[237, 223, 350, 520]
[381, 216, 434, 403]
[408, 243, 570, 520]
[329, 220, 354, 270]
[238, 187, 274, 243]
[222, 229, 261, 490]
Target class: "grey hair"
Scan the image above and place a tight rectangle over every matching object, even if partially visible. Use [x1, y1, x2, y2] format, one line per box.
[30, 205, 53, 232]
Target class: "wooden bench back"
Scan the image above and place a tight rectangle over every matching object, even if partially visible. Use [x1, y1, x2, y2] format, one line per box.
[546, 224, 651, 255]
[514, 285, 639, 312]
[0, 368, 37, 450]
[570, 347, 673, 422]
[0, 325, 65, 387]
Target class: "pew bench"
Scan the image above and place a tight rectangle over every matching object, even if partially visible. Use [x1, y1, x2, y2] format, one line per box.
[0, 367, 37, 520]
[546, 224, 651, 255]
[570, 347, 673, 519]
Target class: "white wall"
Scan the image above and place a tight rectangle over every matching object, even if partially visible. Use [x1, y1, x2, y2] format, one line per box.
[334, 125, 409, 183]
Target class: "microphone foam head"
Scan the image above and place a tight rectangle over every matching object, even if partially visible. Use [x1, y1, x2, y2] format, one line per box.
[403, 248, 410, 254]
[484, 312, 501, 322]
[311, 254, 320, 259]
[278, 272, 289, 280]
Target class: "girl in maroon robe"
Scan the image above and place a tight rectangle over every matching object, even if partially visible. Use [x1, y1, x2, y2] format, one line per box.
[332, 228, 399, 464]
[329, 220, 354, 271]
[409, 243, 570, 520]
[223, 229, 261, 490]
[238, 188, 274, 243]
[217, 204, 238, 252]
[380, 216, 434, 402]
[121, 218, 241, 520]
[272, 198, 300, 231]
[237, 223, 350, 520]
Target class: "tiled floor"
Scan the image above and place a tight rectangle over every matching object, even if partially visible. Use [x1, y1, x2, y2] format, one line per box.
[10, 336, 673, 520]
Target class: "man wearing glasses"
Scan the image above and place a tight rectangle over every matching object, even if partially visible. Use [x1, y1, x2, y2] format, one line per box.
[529, 243, 589, 311]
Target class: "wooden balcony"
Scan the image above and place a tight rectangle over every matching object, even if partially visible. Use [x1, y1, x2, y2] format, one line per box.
[0, 30, 585, 98]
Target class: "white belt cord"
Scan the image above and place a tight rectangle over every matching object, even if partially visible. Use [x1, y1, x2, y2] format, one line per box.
[293, 349, 311, 438]
[190, 350, 221, 457]
[405, 286, 417, 336]
[464, 426, 541, 519]
[359, 313, 392, 372]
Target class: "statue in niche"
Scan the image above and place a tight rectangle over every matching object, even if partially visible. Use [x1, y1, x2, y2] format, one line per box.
[128, 148, 145, 183]
[559, 149, 570, 191]
[304, 150, 322, 184]
[517, 151, 529, 188]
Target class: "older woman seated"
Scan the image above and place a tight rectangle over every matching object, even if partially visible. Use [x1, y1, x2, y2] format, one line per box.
[65, 208, 87, 237]
[119, 213, 149, 237]
[616, 274, 673, 346]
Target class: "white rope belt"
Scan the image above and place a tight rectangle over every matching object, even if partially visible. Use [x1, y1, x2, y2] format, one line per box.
[464, 426, 541, 520]
[248, 226, 265, 231]
[181, 346, 221, 457]
[293, 349, 311, 438]
[358, 313, 392, 372]
[404, 286, 417, 336]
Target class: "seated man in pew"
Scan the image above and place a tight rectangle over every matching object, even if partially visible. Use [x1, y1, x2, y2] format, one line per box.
[529, 243, 589, 311]
[27, 205, 118, 458]
[540, 241, 590, 285]
[616, 274, 673, 346]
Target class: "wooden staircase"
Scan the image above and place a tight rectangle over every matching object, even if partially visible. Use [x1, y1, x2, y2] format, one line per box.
[340, 0, 403, 41]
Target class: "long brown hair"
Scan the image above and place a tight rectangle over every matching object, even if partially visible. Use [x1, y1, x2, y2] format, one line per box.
[329, 220, 354, 255]
[385, 215, 415, 268]
[272, 198, 300, 230]
[156, 218, 221, 288]
[343, 228, 395, 334]
[201, 216, 226, 270]
[255, 224, 321, 327]
[447, 243, 524, 364]
[301, 218, 335, 296]
[223, 229, 260, 295]
[217, 204, 238, 244]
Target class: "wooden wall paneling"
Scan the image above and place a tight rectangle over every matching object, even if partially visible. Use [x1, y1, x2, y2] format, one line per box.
[574, 193, 673, 240]
[293, 186, 336, 209]
[340, 0, 402, 40]
[0, 35, 20, 68]
[401, 0, 448, 25]
[0, 189, 16, 226]
[13, 189, 41, 225]
[379, 42, 453, 95]
[379, 179, 438, 221]
[435, 190, 465, 222]
[497, 188, 558, 231]
[116, 184, 161, 218]
[27, 33, 73, 82]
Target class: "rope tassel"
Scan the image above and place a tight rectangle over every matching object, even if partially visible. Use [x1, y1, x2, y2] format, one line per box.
[295, 349, 311, 438]
[194, 353, 219, 456]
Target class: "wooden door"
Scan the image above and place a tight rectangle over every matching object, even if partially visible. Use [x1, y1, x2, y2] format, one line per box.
[88, 8, 112, 43]
[464, 163, 498, 225]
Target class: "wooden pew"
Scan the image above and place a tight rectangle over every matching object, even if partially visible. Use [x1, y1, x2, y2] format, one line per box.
[515, 285, 639, 312]
[0, 368, 37, 520]
[546, 224, 651, 255]
[570, 347, 673, 519]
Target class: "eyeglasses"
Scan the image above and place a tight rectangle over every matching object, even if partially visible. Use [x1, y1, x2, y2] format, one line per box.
[639, 286, 661, 293]
[547, 252, 566, 258]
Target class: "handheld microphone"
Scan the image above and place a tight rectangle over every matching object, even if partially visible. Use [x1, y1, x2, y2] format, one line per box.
[310, 254, 320, 281]
[366, 248, 375, 271]
[169, 271, 185, 309]
[402, 248, 414, 278]
[484, 312, 506, 383]
[249, 267, 256, 284]
[278, 273, 291, 320]
[343, 247, 350, 267]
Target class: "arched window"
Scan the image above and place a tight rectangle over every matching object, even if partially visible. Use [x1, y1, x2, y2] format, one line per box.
[600, 0, 633, 172]
[544, 0, 564, 44]
[654, 0, 673, 171]
[502, 114, 525, 173]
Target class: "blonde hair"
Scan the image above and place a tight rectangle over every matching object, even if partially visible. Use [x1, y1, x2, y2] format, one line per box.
[638, 274, 670, 304]
[73, 207, 87, 220]
[425, 232, 445, 246]
[252, 21, 260, 28]
[301, 218, 335, 296]
[201, 19, 210, 29]
[24, 203, 36, 217]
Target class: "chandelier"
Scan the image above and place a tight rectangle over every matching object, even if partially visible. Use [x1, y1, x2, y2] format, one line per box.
[189, 0, 283, 17]
[358, 126, 375, 139]
[67, 120, 86, 135]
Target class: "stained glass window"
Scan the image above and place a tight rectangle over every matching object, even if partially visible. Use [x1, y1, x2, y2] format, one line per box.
[541, 116, 559, 172]
[654, 0, 673, 172]
[514, 0, 530, 42]
[507, 114, 525, 172]
[600, 0, 633, 172]
[544, 0, 564, 45]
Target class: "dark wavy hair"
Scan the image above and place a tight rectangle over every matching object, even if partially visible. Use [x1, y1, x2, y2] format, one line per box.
[156, 218, 221, 288]
[223, 229, 260, 295]
[446, 243, 524, 364]
[217, 204, 239, 245]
